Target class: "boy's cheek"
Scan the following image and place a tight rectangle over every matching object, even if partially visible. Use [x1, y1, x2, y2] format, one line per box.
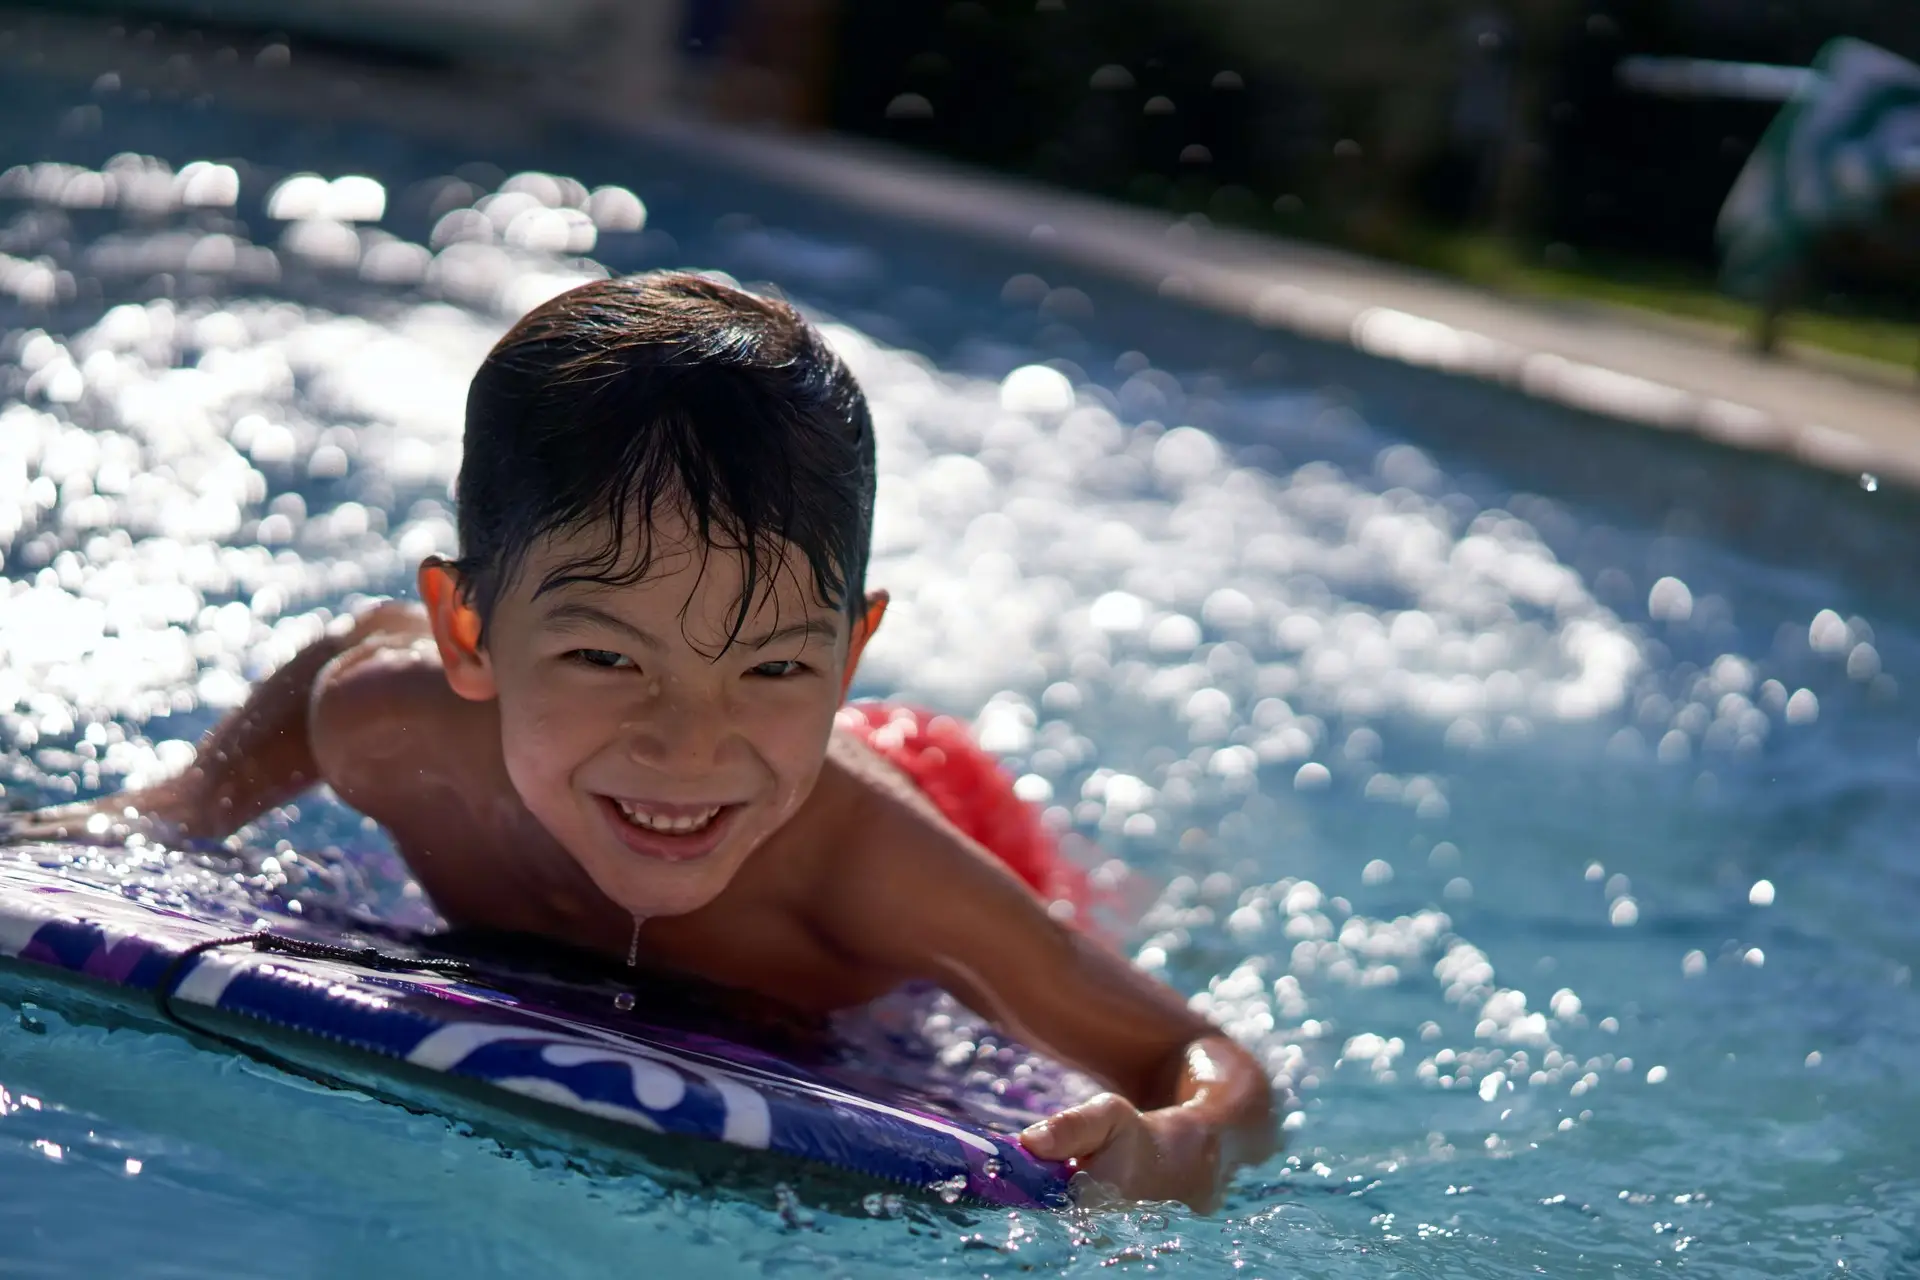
[494, 691, 611, 791]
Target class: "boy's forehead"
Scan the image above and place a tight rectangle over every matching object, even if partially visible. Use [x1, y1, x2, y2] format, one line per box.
[519, 511, 836, 618]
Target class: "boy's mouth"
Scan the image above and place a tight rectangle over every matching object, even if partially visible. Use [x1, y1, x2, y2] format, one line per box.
[615, 799, 721, 834]
[593, 793, 740, 862]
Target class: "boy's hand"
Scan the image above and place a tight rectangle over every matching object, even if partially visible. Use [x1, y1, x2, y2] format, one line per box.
[1019, 1093, 1224, 1212]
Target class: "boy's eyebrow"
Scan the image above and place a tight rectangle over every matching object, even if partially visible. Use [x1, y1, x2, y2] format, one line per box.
[540, 601, 667, 651]
[737, 618, 844, 650]
[539, 601, 842, 650]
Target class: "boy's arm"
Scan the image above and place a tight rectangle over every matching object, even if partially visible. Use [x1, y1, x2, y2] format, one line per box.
[809, 750, 1278, 1211]
[5, 603, 422, 843]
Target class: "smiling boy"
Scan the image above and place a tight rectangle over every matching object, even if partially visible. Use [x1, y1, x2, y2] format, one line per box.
[14, 273, 1276, 1209]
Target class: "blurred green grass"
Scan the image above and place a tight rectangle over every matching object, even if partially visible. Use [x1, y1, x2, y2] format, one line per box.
[1378, 227, 1920, 377]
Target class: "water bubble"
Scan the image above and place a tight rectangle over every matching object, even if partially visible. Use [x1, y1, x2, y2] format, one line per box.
[266, 172, 385, 222]
[1089, 591, 1146, 632]
[1860, 473, 1879, 492]
[1648, 577, 1693, 623]
[998, 364, 1073, 415]
[586, 185, 646, 232]
[1846, 643, 1880, 681]
[773, 1182, 813, 1228]
[1294, 762, 1331, 791]
[884, 93, 934, 120]
[1150, 614, 1203, 654]
[1748, 879, 1775, 907]
[612, 991, 635, 1012]
[1809, 609, 1851, 655]
[1152, 426, 1223, 485]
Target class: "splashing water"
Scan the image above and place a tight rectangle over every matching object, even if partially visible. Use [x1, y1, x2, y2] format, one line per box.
[0, 53, 1916, 1280]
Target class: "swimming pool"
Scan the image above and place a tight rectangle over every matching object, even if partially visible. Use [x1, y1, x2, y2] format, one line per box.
[2, 28, 1919, 1280]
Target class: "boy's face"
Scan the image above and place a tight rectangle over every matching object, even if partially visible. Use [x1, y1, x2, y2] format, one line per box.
[427, 507, 876, 921]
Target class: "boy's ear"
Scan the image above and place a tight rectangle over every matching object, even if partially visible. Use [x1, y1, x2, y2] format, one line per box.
[419, 558, 497, 701]
[841, 589, 888, 698]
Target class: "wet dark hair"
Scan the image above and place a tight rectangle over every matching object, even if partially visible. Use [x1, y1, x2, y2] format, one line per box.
[451, 271, 875, 648]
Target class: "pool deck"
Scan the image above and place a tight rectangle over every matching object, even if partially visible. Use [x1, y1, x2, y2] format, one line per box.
[9, 7, 1917, 491]
[627, 117, 1920, 492]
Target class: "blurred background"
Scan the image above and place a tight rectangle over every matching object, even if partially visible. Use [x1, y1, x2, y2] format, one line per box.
[49, 0, 1916, 373]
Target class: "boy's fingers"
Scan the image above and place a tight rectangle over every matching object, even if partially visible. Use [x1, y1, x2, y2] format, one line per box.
[1019, 1092, 1135, 1160]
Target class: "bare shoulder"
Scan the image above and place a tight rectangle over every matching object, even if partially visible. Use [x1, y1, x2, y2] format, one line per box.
[788, 730, 1042, 938]
[818, 728, 954, 831]
[308, 608, 497, 818]
[307, 607, 550, 925]
[314, 616, 453, 748]
[734, 733, 914, 909]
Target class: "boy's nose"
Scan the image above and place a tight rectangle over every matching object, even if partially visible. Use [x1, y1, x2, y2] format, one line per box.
[620, 695, 730, 769]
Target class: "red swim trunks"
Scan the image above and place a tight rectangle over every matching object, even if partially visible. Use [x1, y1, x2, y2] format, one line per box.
[834, 700, 1089, 913]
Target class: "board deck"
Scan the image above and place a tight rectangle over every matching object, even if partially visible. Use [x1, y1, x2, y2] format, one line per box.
[0, 851, 1072, 1208]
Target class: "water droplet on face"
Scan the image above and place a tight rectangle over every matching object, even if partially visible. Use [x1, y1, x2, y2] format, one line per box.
[612, 991, 635, 1012]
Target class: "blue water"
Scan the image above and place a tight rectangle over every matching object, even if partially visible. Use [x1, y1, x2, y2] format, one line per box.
[3, 20, 1920, 1278]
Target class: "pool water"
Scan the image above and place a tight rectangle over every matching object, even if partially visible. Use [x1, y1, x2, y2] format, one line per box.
[3, 34, 1920, 1280]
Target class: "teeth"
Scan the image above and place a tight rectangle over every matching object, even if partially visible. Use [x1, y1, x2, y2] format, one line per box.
[615, 800, 720, 834]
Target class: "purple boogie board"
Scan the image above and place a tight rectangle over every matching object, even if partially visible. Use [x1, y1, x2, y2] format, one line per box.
[0, 851, 1074, 1208]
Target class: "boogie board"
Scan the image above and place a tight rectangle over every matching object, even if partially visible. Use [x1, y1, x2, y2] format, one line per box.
[0, 848, 1075, 1208]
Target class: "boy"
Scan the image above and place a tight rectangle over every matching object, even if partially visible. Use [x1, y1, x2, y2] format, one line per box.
[13, 273, 1275, 1210]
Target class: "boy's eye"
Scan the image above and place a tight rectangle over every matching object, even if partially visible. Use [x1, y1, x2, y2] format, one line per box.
[569, 649, 634, 670]
[749, 659, 807, 678]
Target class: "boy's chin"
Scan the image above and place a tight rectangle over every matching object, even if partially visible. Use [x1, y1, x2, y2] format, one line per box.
[574, 843, 743, 921]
